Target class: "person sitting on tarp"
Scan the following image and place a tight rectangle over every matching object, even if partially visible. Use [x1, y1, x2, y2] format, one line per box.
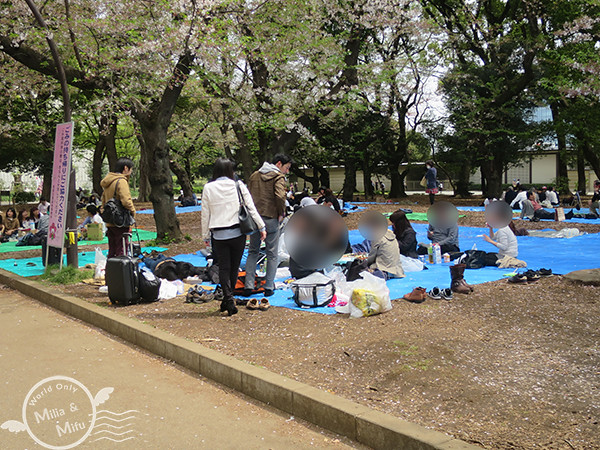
[482, 223, 518, 258]
[521, 191, 573, 221]
[3, 208, 19, 239]
[510, 185, 528, 209]
[389, 209, 418, 259]
[78, 204, 106, 239]
[364, 229, 405, 280]
[417, 222, 459, 255]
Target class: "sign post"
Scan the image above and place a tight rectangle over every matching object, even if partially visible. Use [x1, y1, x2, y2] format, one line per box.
[46, 122, 74, 269]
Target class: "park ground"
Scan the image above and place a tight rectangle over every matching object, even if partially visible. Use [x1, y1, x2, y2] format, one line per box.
[2, 194, 600, 449]
[0, 286, 359, 449]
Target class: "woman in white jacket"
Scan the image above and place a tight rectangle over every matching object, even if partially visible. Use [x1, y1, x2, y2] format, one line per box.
[201, 159, 266, 315]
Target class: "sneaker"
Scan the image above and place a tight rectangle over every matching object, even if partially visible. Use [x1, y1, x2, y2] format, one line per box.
[402, 287, 426, 303]
[441, 288, 453, 301]
[523, 270, 541, 282]
[508, 273, 528, 283]
[246, 299, 260, 310]
[538, 268, 552, 277]
[427, 287, 442, 300]
[259, 299, 271, 311]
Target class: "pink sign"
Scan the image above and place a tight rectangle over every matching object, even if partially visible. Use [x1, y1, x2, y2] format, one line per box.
[48, 122, 74, 248]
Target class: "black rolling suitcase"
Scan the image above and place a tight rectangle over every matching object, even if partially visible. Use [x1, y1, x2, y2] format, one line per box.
[105, 233, 140, 305]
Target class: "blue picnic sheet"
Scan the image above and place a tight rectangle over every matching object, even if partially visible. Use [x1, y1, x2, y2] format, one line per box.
[164, 223, 600, 314]
[137, 205, 202, 215]
[457, 205, 600, 224]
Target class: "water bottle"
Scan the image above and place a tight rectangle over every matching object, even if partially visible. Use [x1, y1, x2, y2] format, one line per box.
[433, 243, 442, 264]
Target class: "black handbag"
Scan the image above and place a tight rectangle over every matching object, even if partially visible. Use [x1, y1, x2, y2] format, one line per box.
[101, 179, 134, 228]
[235, 181, 259, 235]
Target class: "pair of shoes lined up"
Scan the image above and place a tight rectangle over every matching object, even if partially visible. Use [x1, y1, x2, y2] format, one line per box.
[185, 285, 215, 304]
[402, 263, 473, 303]
[508, 268, 552, 283]
[246, 298, 270, 311]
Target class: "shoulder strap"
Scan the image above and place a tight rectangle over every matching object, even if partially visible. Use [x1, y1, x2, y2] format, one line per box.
[113, 178, 121, 198]
[235, 181, 245, 207]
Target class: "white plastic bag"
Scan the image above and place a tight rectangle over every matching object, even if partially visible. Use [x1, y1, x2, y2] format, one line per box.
[400, 254, 424, 272]
[346, 272, 392, 318]
[158, 279, 184, 300]
[94, 247, 107, 280]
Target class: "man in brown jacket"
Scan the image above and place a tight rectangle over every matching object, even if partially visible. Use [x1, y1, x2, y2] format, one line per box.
[100, 157, 136, 258]
[244, 154, 291, 296]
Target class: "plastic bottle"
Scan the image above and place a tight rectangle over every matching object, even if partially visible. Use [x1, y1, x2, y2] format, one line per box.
[433, 243, 442, 264]
[427, 245, 434, 264]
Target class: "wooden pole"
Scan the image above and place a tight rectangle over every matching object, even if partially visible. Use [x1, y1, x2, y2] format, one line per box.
[24, 0, 78, 268]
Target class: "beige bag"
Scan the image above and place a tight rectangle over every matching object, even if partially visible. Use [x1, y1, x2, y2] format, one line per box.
[419, 176, 427, 187]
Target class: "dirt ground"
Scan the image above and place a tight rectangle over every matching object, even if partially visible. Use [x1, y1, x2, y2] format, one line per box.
[4, 195, 600, 448]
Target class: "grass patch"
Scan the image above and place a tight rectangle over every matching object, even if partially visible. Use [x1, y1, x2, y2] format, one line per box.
[40, 265, 93, 285]
[393, 340, 419, 357]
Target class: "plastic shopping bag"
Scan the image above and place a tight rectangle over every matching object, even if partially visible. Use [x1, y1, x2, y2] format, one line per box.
[347, 272, 392, 318]
[94, 247, 107, 280]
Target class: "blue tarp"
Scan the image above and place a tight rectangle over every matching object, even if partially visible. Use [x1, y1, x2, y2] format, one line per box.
[457, 205, 600, 224]
[165, 223, 600, 314]
[137, 205, 202, 215]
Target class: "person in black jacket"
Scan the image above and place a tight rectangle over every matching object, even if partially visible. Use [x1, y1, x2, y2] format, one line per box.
[389, 209, 418, 259]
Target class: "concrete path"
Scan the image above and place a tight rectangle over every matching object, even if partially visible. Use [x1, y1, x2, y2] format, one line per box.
[0, 286, 358, 449]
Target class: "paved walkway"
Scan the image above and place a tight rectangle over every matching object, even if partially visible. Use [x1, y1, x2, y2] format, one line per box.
[0, 286, 358, 449]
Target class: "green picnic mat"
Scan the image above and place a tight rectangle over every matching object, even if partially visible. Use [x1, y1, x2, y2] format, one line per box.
[0, 229, 157, 254]
[0, 246, 167, 277]
[383, 212, 465, 221]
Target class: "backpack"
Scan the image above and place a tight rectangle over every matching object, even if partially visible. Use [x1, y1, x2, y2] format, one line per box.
[101, 179, 134, 227]
[233, 271, 266, 295]
[180, 196, 196, 207]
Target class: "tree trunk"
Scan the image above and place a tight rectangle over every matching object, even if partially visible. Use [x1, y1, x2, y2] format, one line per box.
[454, 161, 472, 197]
[480, 159, 503, 198]
[291, 167, 319, 193]
[580, 139, 600, 183]
[41, 165, 52, 200]
[137, 118, 181, 240]
[342, 160, 357, 202]
[232, 123, 255, 181]
[104, 116, 118, 170]
[576, 145, 587, 194]
[363, 164, 374, 198]
[387, 162, 407, 198]
[550, 102, 572, 195]
[170, 158, 194, 198]
[137, 134, 151, 202]
[317, 167, 330, 189]
[92, 138, 105, 195]
[132, 51, 194, 241]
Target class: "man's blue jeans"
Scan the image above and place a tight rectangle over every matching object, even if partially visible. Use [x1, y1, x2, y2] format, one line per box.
[245, 218, 280, 290]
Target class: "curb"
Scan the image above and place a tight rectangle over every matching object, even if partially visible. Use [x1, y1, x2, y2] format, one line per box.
[0, 269, 478, 449]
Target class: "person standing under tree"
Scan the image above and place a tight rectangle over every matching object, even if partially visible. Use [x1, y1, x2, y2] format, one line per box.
[424, 160, 438, 205]
[244, 154, 291, 297]
[202, 158, 266, 316]
[101, 157, 136, 258]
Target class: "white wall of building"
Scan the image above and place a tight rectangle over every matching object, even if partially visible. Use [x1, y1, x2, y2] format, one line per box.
[531, 154, 557, 184]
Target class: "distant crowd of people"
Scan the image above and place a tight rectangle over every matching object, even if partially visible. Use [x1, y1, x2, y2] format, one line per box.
[0, 199, 49, 243]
